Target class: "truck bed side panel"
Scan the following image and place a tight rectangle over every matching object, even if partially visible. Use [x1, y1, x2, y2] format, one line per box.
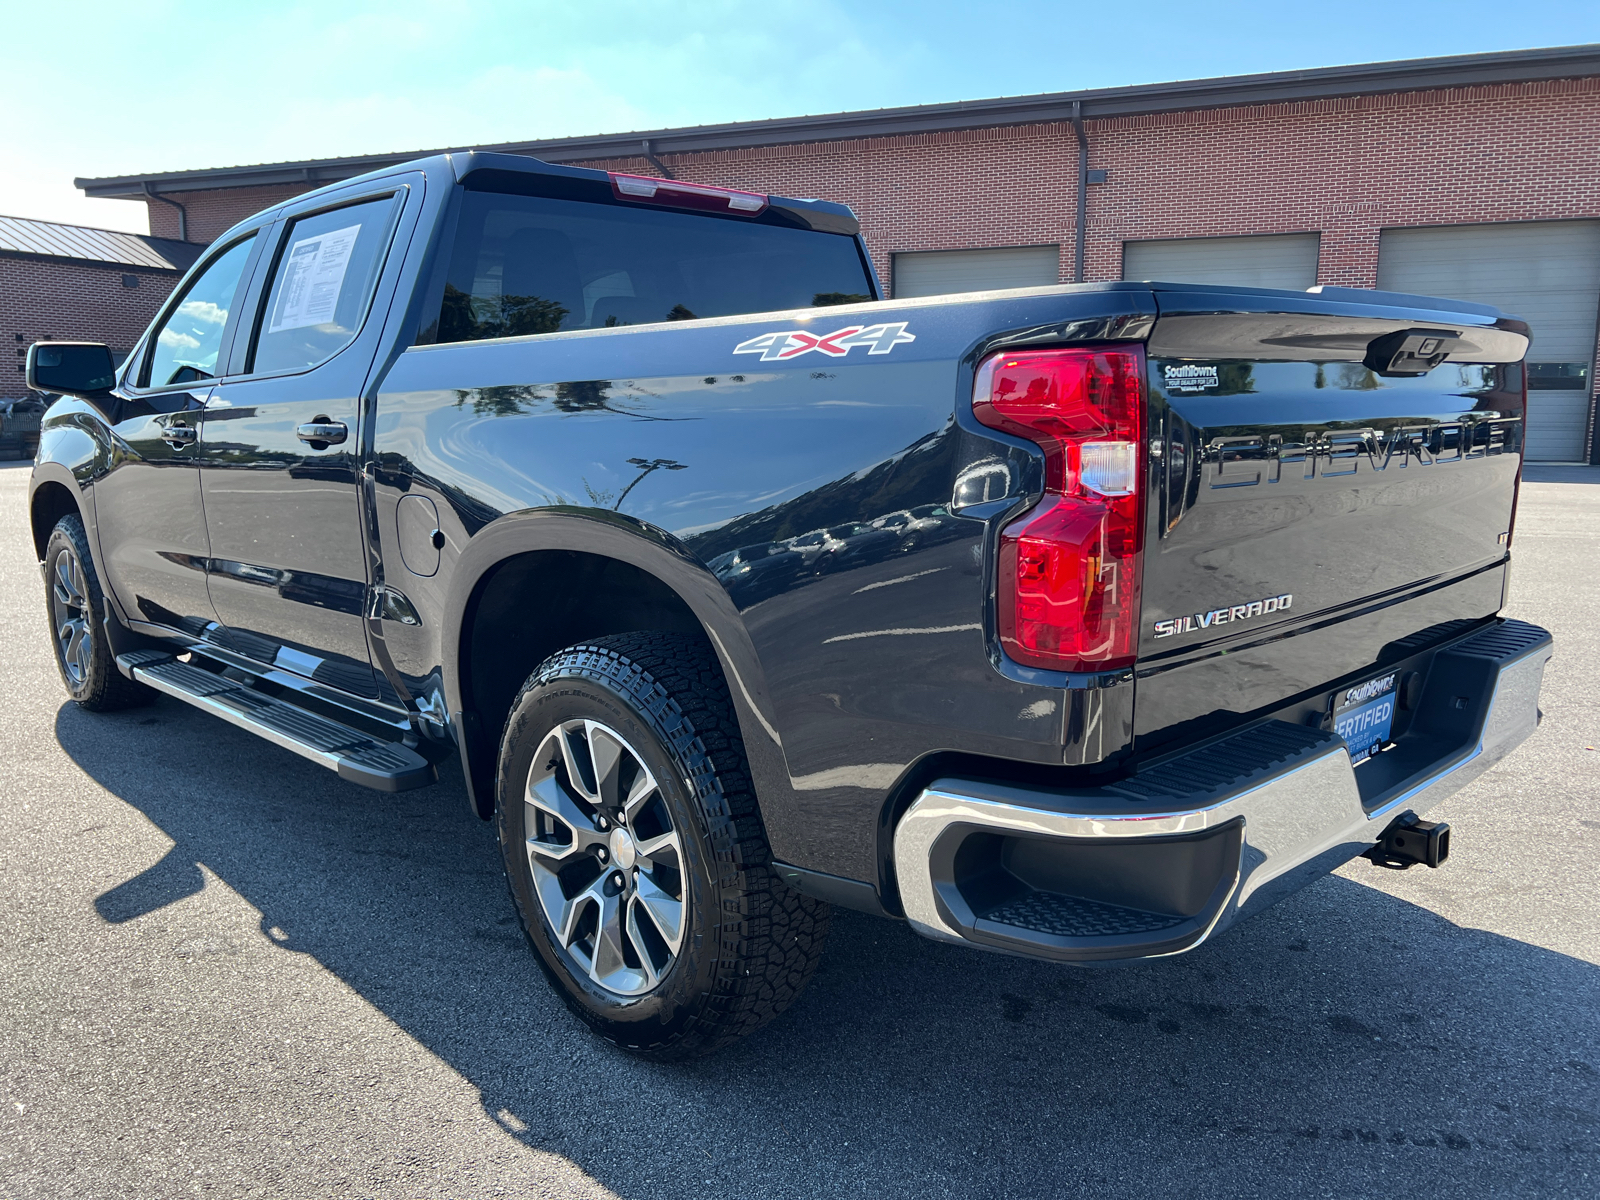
[372, 287, 1155, 882]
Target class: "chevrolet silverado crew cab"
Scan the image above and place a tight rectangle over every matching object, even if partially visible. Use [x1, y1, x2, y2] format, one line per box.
[28, 152, 1552, 1059]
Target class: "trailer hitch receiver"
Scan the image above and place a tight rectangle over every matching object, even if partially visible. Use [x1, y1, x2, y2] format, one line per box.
[1364, 811, 1450, 870]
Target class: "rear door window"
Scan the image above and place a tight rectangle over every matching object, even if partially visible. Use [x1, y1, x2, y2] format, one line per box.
[432, 190, 874, 344]
[250, 196, 398, 375]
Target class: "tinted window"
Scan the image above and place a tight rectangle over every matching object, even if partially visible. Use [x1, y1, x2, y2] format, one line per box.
[143, 235, 255, 388]
[433, 190, 874, 344]
[252, 197, 396, 375]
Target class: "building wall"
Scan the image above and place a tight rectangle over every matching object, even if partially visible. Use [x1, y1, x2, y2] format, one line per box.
[145, 183, 310, 243]
[1078, 76, 1600, 287]
[143, 77, 1600, 291]
[131, 76, 1600, 444]
[563, 76, 1600, 292]
[2, 257, 180, 399]
[581, 76, 1600, 455]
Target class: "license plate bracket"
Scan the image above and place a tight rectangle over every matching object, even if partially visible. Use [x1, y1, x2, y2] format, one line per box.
[1332, 671, 1399, 765]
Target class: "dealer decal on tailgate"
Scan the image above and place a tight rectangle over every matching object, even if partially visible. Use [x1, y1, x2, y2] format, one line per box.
[1333, 671, 1399, 764]
[733, 322, 915, 361]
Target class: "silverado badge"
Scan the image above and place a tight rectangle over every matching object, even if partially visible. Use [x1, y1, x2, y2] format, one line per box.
[1152, 593, 1292, 639]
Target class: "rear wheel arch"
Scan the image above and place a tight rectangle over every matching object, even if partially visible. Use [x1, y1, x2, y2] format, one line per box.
[444, 515, 789, 823]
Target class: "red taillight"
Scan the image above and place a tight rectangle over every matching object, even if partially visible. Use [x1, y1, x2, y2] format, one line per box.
[973, 346, 1146, 672]
[608, 172, 768, 217]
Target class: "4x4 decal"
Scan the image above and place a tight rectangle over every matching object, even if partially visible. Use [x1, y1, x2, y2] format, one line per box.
[733, 322, 915, 361]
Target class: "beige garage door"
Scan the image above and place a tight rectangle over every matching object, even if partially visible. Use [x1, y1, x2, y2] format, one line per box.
[1122, 233, 1320, 290]
[1378, 221, 1600, 462]
[892, 245, 1060, 298]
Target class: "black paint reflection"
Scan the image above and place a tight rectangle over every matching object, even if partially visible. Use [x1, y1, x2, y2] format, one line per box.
[451, 378, 694, 422]
[207, 559, 367, 617]
[681, 425, 968, 609]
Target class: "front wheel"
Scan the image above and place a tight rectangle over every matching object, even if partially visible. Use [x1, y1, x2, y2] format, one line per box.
[496, 632, 828, 1059]
[43, 514, 151, 711]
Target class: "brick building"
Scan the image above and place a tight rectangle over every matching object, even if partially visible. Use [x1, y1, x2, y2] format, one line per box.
[75, 44, 1600, 460]
[1, 216, 202, 399]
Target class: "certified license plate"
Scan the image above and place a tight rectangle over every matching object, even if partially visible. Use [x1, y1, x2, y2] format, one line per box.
[1332, 671, 1399, 764]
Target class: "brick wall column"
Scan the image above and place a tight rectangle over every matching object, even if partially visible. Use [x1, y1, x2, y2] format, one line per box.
[1316, 219, 1381, 288]
[1, 259, 180, 398]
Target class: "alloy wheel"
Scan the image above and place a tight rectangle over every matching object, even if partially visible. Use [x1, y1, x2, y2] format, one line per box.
[524, 719, 687, 996]
[52, 549, 92, 687]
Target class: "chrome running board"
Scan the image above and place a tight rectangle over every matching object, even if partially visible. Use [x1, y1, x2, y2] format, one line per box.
[116, 649, 437, 792]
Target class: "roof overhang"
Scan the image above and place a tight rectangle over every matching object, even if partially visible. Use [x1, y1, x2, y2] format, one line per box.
[0, 214, 205, 270]
[78, 43, 1600, 201]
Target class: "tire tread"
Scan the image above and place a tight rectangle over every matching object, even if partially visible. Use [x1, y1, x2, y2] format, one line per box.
[503, 632, 828, 1059]
[46, 514, 152, 712]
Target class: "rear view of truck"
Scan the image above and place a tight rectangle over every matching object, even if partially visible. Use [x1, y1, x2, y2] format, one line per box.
[34, 145, 1550, 1056]
[894, 282, 1551, 963]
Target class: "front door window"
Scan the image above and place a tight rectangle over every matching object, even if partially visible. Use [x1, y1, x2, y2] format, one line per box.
[143, 235, 256, 389]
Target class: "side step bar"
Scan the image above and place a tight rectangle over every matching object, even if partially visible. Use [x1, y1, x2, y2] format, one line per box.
[117, 649, 437, 792]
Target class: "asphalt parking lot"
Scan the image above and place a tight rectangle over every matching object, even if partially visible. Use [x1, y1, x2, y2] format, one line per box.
[0, 460, 1595, 1199]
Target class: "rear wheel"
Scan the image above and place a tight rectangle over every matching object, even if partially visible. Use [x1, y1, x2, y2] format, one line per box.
[44, 514, 151, 711]
[496, 632, 828, 1059]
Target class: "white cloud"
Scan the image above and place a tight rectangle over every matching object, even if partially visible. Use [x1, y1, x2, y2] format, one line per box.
[176, 300, 228, 326]
[156, 329, 201, 351]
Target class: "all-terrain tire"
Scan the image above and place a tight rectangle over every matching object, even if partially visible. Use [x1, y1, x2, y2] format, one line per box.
[496, 632, 829, 1059]
[43, 514, 153, 711]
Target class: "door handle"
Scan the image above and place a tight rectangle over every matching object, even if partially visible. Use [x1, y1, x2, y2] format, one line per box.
[160, 423, 197, 447]
[296, 419, 348, 446]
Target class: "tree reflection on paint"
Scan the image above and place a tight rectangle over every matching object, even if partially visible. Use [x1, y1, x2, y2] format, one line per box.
[452, 378, 689, 422]
[615, 458, 689, 510]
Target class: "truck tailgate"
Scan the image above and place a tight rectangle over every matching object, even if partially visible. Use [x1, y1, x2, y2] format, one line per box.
[1135, 285, 1530, 751]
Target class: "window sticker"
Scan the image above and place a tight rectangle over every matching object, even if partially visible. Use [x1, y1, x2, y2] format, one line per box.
[269, 223, 361, 333]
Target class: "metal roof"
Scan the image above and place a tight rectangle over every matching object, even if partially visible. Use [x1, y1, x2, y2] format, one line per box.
[76, 43, 1600, 200]
[0, 215, 203, 271]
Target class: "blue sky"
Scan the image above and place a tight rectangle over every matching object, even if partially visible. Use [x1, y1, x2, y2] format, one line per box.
[9, 0, 1598, 234]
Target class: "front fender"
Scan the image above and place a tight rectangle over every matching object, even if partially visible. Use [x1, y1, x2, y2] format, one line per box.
[30, 410, 156, 651]
[28, 457, 92, 548]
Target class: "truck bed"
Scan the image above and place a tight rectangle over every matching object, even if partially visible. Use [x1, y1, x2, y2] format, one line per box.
[375, 276, 1530, 889]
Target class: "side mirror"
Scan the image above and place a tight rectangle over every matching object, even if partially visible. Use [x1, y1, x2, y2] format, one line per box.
[26, 342, 116, 397]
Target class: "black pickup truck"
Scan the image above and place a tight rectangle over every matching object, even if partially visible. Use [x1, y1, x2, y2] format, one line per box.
[28, 151, 1552, 1059]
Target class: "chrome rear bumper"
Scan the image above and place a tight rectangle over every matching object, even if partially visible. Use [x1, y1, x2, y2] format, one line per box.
[893, 618, 1552, 962]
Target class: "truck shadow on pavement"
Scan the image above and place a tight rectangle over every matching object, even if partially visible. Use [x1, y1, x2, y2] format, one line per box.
[57, 696, 1598, 1199]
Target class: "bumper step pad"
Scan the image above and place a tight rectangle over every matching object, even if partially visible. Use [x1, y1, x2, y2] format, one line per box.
[1449, 616, 1550, 661]
[1106, 721, 1339, 806]
[117, 650, 436, 792]
[982, 891, 1187, 939]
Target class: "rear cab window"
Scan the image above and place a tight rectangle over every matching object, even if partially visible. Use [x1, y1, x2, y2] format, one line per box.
[427, 186, 875, 345]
